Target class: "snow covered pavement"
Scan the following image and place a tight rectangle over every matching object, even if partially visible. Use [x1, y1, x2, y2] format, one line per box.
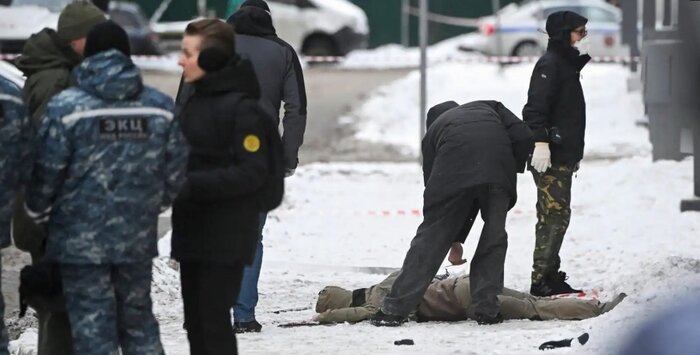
[13, 61, 700, 354]
[155, 58, 699, 353]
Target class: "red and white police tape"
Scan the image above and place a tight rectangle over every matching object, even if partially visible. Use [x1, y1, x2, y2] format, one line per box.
[268, 207, 527, 217]
[0, 53, 640, 65]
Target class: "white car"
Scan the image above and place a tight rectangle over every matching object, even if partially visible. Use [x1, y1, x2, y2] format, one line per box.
[154, 0, 369, 56]
[266, 0, 368, 56]
[0, 60, 25, 87]
[463, 0, 626, 57]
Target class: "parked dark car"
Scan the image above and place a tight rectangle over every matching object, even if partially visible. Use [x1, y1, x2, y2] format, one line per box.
[109, 1, 161, 55]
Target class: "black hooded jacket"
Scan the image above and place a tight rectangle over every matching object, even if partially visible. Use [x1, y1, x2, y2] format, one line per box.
[522, 11, 591, 165]
[171, 58, 269, 265]
[228, 5, 307, 170]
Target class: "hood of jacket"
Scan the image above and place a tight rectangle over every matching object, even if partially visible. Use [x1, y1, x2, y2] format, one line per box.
[546, 11, 588, 45]
[227, 5, 276, 37]
[15, 28, 81, 77]
[315, 286, 353, 313]
[427, 101, 459, 130]
[193, 56, 261, 99]
[73, 49, 143, 101]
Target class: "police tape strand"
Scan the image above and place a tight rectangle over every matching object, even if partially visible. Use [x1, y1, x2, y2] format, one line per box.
[0, 53, 641, 65]
[262, 207, 528, 217]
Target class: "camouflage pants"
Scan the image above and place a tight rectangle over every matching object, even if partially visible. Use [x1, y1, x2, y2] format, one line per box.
[531, 164, 574, 283]
[61, 262, 164, 355]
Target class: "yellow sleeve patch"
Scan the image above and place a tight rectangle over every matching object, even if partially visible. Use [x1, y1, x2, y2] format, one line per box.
[243, 134, 261, 152]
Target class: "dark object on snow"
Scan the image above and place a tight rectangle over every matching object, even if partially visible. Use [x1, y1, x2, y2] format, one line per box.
[394, 339, 414, 346]
[270, 306, 313, 314]
[539, 332, 589, 350]
[277, 321, 322, 328]
[18, 263, 65, 317]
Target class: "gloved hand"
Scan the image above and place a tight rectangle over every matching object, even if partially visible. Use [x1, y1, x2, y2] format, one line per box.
[531, 142, 551, 173]
[285, 168, 296, 177]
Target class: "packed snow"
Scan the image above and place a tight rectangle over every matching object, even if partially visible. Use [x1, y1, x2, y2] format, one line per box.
[342, 62, 651, 160]
[9, 59, 700, 355]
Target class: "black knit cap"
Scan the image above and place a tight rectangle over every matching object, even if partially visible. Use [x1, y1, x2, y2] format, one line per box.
[241, 0, 270, 12]
[546, 11, 588, 39]
[426, 101, 459, 129]
[84, 20, 131, 58]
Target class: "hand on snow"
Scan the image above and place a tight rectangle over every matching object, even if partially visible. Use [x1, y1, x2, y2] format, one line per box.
[531, 142, 551, 173]
[285, 168, 296, 177]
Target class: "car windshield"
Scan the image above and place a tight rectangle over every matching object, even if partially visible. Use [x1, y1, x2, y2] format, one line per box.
[10, 0, 71, 12]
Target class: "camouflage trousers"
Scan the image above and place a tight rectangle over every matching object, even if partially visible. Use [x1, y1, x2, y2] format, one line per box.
[61, 262, 164, 355]
[531, 164, 574, 284]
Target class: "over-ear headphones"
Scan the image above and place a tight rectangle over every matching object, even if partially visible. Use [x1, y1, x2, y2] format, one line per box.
[198, 47, 232, 72]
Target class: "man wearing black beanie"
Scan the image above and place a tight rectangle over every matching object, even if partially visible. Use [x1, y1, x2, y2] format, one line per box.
[84, 20, 131, 58]
[523, 10, 591, 297]
[372, 100, 534, 326]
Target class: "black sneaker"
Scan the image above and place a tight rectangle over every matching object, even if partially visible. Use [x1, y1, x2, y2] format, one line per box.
[234, 320, 262, 333]
[531, 271, 582, 296]
[552, 271, 582, 294]
[370, 310, 407, 327]
[475, 312, 503, 325]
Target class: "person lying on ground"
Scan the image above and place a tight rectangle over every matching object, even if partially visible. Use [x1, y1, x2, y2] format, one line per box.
[314, 271, 626, 324]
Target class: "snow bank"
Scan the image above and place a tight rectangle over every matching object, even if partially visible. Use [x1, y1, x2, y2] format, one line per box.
[340, 33, 481, 70]
[343, 62, 650, 161]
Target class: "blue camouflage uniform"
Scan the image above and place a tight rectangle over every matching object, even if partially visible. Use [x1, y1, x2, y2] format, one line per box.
[0, 76, 31, 355]
[25, 49, 187, 355]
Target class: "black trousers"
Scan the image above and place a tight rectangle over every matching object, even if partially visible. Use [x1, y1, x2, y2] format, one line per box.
[382, 183, 510, 318]
[180, 261, 245, 355]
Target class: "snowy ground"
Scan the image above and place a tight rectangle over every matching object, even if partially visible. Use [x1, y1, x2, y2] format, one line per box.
[10, 60, 700, 354]
[156, 62, 698, 354]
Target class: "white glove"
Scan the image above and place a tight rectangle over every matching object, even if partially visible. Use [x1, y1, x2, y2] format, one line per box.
[575, 37, 590, 56]
[531, 142, 552, 173]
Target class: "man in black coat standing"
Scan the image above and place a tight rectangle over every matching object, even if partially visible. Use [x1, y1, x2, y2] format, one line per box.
[371, 100, 534, 326]
[523, 11, 590, 297]
[226, 0, 307, 333]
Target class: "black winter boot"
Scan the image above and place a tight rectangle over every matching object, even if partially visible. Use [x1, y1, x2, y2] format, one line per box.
[370, 310, 407, 327]
[234, 320, 262, 333]
[531, 271, 582, 296]
[475, 312, 503, 325]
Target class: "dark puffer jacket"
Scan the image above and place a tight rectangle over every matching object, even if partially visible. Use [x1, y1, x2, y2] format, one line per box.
[227, 5, 307, 170]
[171, 57, 269, 265]
[522, 11, 591, 165]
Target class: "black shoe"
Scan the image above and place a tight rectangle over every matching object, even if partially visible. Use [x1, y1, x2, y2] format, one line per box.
[531, 271, 582, 296]
[370, 310, 407, 327]
[234, 320, 262, 333]
[552, 271, 582, 294]
[475, 312, 503, 325]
